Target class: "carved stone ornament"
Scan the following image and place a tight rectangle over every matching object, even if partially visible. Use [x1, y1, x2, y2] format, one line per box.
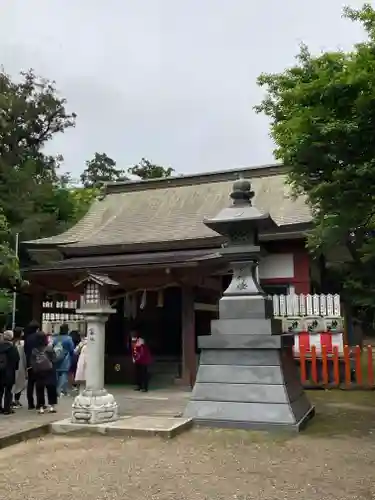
[71, 389, 118, 425]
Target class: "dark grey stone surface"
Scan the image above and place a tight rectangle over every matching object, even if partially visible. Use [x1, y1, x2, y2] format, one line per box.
[219, 296, 274, 320]
[191, 383, 300, 404]
[200, 349, 280, 366]
[185, 399, 313, 425]
[192, 410, 315, 431]
[196, 364, 285, 385]
[198, 334, 293, 350]
[211, 318, 282, 336]
[184, 340, 312, 430]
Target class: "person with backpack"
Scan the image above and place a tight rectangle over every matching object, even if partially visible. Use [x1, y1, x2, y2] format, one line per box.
[0, 330, 20, 414]
[31, 332, 57, 414]
[24, 320, 42, 410]
[52, 324, 75, 397]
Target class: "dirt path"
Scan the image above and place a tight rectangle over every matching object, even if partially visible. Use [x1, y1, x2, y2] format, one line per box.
[0, 387, 189, 442]
[0, 428, 374, 500]
[0, 390, 374, 499]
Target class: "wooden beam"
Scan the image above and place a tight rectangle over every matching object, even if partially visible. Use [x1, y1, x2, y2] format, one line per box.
[31, 290, 43, 324]
[194, 302, 218, 312]
[180, 286, 196, 387]
[196, 277, 222, 292]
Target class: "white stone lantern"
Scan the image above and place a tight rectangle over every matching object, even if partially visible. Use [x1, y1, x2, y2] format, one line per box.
[71, 273, 119, 424]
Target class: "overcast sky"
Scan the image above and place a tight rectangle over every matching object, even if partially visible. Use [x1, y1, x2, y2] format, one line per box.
[0, 0, 367, 177]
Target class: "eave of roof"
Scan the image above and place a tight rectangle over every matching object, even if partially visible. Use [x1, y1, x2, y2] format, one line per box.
[23, 224, 310, 274]
[24, 248, 225, 274]
[104, 163, 285, 194]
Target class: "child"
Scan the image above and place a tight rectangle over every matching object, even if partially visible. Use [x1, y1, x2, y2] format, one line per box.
[74, 336, 87, 393]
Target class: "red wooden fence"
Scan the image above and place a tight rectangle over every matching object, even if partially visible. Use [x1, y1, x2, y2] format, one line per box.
[294, 345, 375, 389]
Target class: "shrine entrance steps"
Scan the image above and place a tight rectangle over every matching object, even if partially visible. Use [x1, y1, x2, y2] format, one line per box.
[50, 387, 192, 439]
[51, 416, 192, 439]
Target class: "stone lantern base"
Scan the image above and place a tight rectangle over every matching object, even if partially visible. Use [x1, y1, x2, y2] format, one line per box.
[184, 333, 315, 431]
[72, 388, 118, 425]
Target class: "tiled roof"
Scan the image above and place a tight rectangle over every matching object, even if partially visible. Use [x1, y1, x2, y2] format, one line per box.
[26, 165, 311, 249]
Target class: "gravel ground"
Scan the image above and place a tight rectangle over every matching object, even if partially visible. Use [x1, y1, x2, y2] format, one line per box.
[0, 390, 374, 500]
[0, 427, 374, 500]
[0, 387, 189, 440]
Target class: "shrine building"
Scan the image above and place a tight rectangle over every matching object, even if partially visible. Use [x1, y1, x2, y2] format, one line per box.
[23, 163, 321, 386]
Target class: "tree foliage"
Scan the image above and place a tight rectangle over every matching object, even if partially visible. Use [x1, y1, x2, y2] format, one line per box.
[128, 158, 174, 179]
[69, 186, 100, 221]
[0, 211, 15, 321]
[0, 69, 77, 242]
[0, 64, 179, 330]
[0, 68, 80, 292]
[80, 152, 127, 188]
[0, 207, 19, 287]
[0, 69, 76, 160]
[0, 67, 176, 304]
[255, 3, 375, 308]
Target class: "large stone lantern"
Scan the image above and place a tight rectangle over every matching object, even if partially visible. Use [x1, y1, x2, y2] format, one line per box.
[71, 273, 119, 424]
[184, 178, 315, 430]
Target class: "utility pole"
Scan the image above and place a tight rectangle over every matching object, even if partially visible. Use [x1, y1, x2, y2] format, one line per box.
[11, 232, 19, 330]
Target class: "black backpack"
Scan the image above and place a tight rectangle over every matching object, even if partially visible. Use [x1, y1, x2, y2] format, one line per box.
[0, 353, 7, 371]
[31, 348, 52, 373]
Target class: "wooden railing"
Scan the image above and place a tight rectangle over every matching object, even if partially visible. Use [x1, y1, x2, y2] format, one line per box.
[296, 345, 375, 389]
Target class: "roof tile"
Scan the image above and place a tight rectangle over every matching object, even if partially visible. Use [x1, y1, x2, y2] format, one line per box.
[27, 170, 311, 248]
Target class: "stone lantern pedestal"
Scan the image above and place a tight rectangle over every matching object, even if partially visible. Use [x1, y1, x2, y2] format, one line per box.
[71, 274, 119, 425]
[184, 178, 315, 431]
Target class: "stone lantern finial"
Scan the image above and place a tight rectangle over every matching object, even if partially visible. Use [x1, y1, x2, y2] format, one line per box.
[229, 176, 254, 206]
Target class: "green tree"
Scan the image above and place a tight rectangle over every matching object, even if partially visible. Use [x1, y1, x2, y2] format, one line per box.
[0, 207, 19, 287]
[0, 69, 75, 161]
[80, 152, 126, 188]
[255, 3, 375, 309]
[128, 158, 174, 179]
[0, 209, 16, 324]
[69, 186, 100, 221]
[0, 69, 77, 242]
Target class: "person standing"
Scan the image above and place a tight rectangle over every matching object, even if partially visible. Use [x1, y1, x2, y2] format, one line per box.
[31, 332, 57, 414]
[24, 320, 42, 410]
[132, 333, 152, 392]
[74, 335, 87, 393]
[12, 327, 27, 407]
[0, 330, 20, 414]
[52, 324, 74, 397]
[69, 330, 81, 391]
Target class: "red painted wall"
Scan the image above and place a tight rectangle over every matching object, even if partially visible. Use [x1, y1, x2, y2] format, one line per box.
[261, 239, 310, 293]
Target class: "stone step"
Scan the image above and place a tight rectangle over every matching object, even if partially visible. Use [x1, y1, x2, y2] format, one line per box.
[50, 416, 193, 439]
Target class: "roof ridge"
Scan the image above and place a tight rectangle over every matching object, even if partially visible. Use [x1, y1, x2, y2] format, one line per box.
[104, 163, 286, 195]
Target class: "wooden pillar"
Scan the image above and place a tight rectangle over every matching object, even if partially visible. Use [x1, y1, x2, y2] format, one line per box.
[180, 286, 197, 387]
[293, 251, 310, 294]
[31, 290, 43, 326]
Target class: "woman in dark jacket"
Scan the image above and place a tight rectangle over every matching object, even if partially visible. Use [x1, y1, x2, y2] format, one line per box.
[31, 333, 58, 414]
[23, 320, 41, 410]
[0, 330, 20, 414]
